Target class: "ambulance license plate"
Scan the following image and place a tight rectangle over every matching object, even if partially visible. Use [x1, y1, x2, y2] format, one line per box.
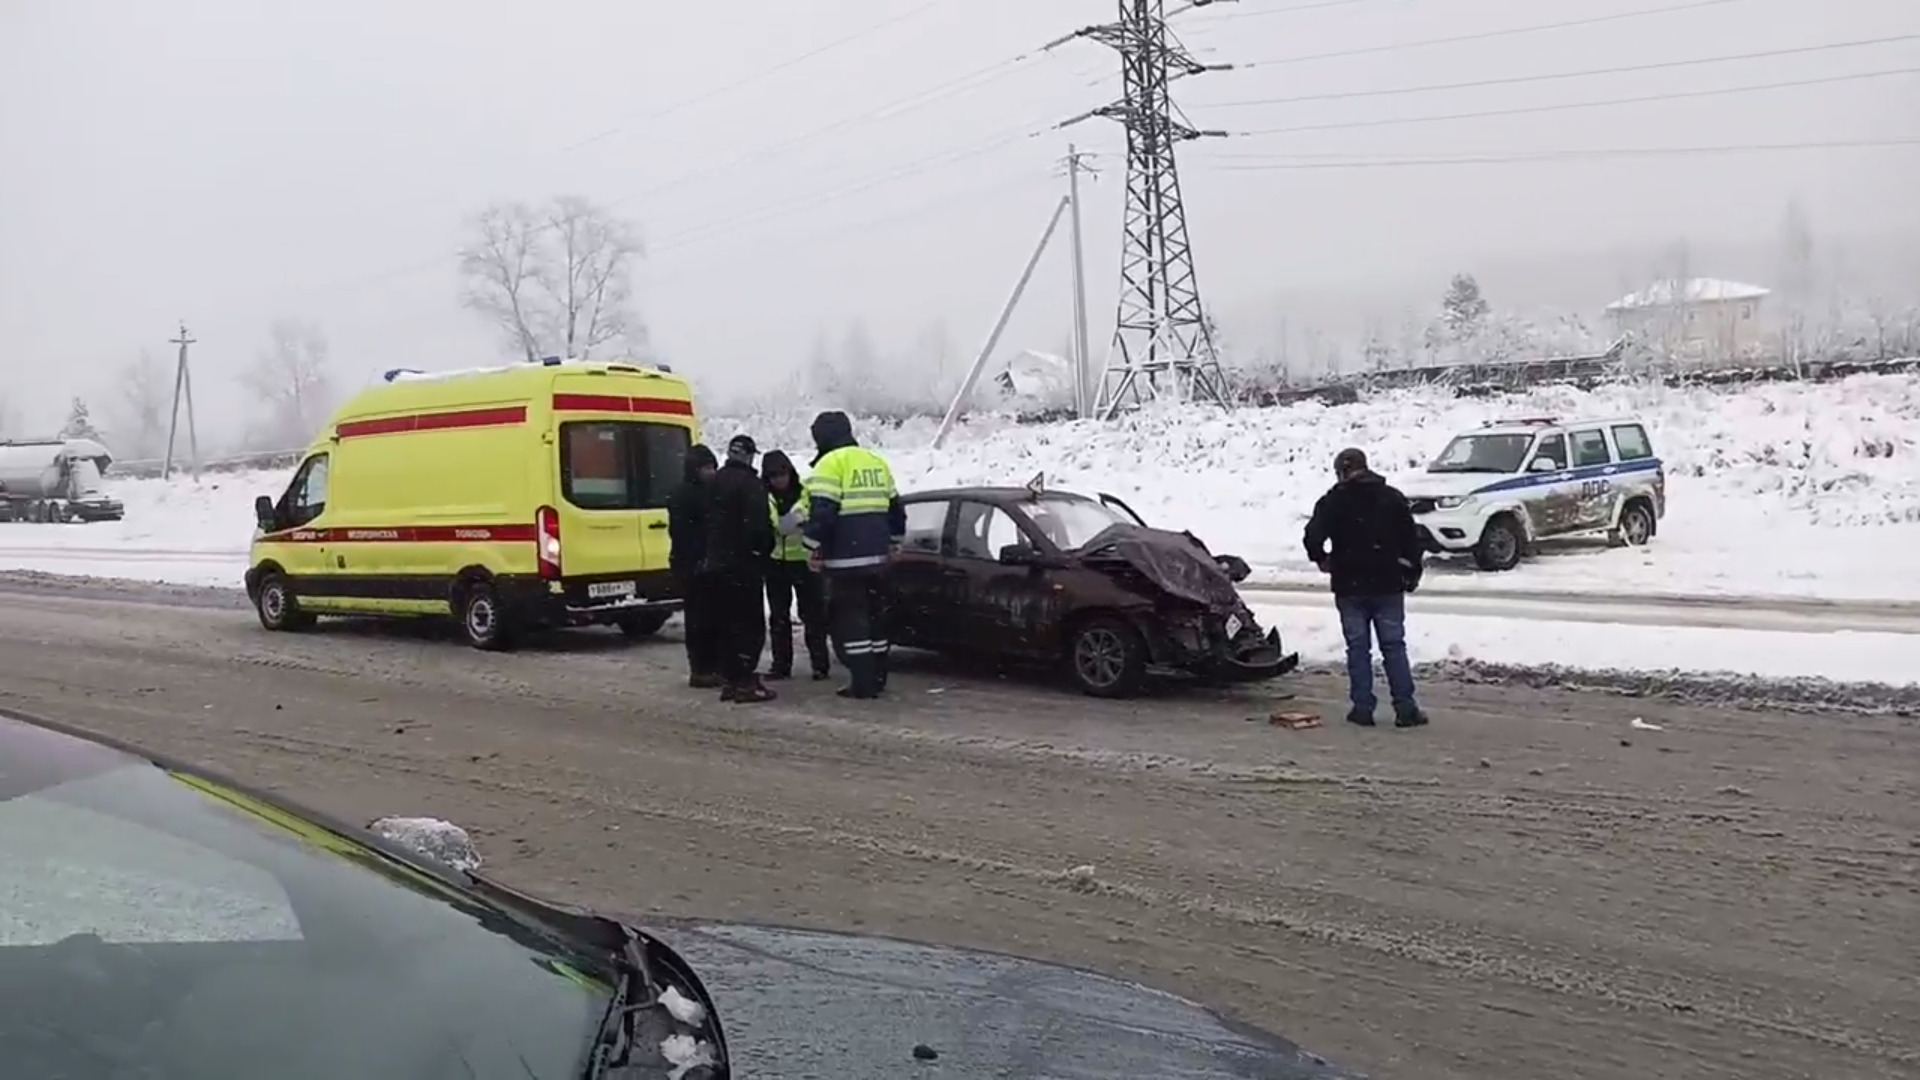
[1223, 614, 1244, 639]
[588, 581, 636, 599]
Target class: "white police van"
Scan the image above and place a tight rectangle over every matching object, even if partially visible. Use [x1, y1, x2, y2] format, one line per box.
[1396, 416, 1666, 571]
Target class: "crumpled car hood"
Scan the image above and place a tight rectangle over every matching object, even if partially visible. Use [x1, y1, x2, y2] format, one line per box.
[1079, 524, 1245, 613]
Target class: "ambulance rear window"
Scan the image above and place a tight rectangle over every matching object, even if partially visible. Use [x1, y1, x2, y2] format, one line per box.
[560, 422, 689, 510]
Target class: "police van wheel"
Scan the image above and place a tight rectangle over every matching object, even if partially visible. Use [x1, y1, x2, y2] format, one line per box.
[255, 573, 316, 632]
[616, 611, 671, 639]
[1473, 515, 1524, 572]
[1613, 501, 1655, 547]
[458, 583, 515, 651]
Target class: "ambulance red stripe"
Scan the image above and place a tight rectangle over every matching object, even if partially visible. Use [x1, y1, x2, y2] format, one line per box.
[264, 525, 539, 543]
[551, 393, 694, 416]
[335, 405, 528, 439]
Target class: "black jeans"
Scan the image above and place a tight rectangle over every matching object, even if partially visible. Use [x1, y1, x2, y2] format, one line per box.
[765, 559, 829, 675]
[712, 565, 767, 685]
[676, 568, 723, 677]
[826, 570, 893, 696]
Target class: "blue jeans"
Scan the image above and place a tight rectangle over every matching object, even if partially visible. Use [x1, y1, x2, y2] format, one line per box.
[1336, 594, 1417, 714]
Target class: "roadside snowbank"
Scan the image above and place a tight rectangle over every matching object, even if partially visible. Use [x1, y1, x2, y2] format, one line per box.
[3, 373, 1918, 602]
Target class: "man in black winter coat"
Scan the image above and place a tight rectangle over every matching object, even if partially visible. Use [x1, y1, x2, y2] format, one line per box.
[668, 444, 722, 688]
[703, 434, 777, 703]
[1303, 447, 1431, 729]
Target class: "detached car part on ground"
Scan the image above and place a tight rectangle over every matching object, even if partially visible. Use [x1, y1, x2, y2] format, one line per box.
[0, 710, 1359, 1079]
[1397, 415, 1666, 572]
[890, 485, 1298, 697]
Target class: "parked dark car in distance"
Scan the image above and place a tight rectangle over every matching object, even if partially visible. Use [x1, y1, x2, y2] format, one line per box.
[891, 484, 1298, 696]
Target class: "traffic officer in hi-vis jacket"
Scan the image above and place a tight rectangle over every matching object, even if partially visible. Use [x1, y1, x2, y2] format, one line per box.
[760, 449, 831, 681]
[801, 411, 906, 700]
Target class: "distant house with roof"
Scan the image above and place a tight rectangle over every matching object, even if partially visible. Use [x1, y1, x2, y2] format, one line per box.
[1604, 277, 1770, 362]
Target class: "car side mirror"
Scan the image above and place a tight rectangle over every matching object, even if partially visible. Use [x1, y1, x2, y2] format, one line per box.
[254, 495, 276, 531]
[1528, 458, 1559, 473]
[999, 544, 1036, 565]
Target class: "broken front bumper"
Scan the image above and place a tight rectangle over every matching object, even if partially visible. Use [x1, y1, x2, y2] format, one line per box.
[1148, 615, 1300, 683]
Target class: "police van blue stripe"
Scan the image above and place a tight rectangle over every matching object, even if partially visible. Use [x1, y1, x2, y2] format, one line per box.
[1470, 456, 1662, 497]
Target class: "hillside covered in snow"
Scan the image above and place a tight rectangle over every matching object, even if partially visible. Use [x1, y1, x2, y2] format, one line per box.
[8, 372, 1919, 601]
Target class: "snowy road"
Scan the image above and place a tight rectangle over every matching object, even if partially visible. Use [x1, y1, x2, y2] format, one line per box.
[0, 576, 1912, 1080]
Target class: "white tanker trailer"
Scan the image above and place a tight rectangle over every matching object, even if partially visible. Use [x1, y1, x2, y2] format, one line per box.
[0, 438, 125, 522]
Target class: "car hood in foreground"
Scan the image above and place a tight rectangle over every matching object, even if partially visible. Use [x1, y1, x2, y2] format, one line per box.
[647, 920, 1362, 1079]
[1080, 524, 1247, 613]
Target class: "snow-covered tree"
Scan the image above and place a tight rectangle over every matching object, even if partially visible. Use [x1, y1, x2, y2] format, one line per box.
[244, 318, 334, 448]
[60, 397, 101, 441]
[459, 195, 645, 362]
[1439, 274, 1490, 337]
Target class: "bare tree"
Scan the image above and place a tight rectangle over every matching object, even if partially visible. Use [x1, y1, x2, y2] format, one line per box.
[458, 196, 645, 362]
[244, 318, 333, 448]
[111, 350, 172, 458]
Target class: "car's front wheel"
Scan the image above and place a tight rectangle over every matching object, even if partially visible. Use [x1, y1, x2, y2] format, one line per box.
[1067, 615, 1147, 698]
[1473, 514, 1525, 572]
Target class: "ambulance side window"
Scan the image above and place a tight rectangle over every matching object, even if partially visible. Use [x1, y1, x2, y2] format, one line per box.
[560, 422, 689, 510]
[285, 455, 329, 527]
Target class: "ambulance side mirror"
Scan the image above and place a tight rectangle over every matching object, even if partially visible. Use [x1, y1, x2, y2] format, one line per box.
[255, 495, 276, 531]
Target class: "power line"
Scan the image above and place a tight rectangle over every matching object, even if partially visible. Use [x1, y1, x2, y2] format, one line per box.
[1202, 33, 1920, 107]
[1199, 137, 1920, 169]
[1228, 67, 1920, 137]
[1198, 0, 1381, 20]
[555, 0, 949, 155]
[648, 121, 1052, 253]
[1237, 0, 1746, 68]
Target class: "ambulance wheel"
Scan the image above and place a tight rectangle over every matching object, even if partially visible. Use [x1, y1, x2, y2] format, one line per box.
[1473, 515, 1524, 572]
[1611, 500, 1655, 548]
[458, 582, 515, 651]
[616, 611, 671, 639]
[255, 573, 316, 632]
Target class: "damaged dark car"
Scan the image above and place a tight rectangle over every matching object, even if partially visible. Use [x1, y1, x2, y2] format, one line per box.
[890, 485, 1299, 697]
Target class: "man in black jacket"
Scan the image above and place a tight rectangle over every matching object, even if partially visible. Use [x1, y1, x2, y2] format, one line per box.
[668, 444, 721, 688]
[704, 434, 777, 703]
[1302, 447, 1431, 729]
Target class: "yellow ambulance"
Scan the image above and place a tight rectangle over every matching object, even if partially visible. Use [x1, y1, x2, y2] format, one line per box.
[244, 359, 700, 649]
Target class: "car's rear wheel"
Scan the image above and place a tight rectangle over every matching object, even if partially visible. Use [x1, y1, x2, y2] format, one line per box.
[1067, 616, 1147, 698]
[255, 572, 316, 632]
[1473, 514, 1524, 572]
[616, 610, 672, 639]
[458, 582, 515, 651]
[1612, 500, 1655, 547]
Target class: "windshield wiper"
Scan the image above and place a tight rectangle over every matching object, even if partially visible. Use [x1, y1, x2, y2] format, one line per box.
[583, 927, 654, 1078]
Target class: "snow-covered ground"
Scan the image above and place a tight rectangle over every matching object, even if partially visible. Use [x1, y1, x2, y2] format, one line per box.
[3, 373, 1918, 684]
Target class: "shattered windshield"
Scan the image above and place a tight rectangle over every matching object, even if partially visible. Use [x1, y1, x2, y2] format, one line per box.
[1428, 433, 1534, 474]
[1022, 496, 1131, 550]
[0, 750, 609, 1079]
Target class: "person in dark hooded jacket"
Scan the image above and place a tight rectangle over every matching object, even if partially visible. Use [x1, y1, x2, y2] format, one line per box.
[668, 444, 721, 688]
[703, 434, 777, 703]
[1302, 446, 1430, 729]
[761, 448, 831, 681]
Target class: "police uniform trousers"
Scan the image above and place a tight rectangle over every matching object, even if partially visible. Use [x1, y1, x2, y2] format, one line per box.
[826, 568, 892, 697]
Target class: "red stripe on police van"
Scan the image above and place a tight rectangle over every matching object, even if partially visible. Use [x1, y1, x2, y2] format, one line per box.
[552, 393, 693, 416]
[336, 405, 528, 439]
[263, 525, 539, 543]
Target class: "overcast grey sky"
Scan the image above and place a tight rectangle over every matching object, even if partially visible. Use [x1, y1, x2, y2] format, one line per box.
[2, 0, 1916, 439]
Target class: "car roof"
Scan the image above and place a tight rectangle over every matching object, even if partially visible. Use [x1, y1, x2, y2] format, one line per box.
[903, 487, 1101, 504]
[1469, 416, 1649, 436]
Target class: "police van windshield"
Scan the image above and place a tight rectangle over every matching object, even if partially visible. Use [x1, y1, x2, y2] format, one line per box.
[1429, 433, 1534, 474]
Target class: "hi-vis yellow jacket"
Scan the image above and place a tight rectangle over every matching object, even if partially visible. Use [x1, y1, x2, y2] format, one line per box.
[768, 487, 811, 563]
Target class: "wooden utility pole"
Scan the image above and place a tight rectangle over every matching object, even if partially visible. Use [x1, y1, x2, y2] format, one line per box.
[163, 322, 201, 480]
